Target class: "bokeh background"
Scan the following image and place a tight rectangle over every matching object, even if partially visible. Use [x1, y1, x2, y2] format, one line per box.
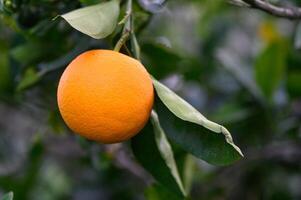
[1, 0, 301, 199]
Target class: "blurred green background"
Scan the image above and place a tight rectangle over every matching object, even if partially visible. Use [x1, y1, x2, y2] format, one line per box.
[1, 0, 301, 199]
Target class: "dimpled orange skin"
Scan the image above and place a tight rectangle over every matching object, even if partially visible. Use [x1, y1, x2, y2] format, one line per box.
[57, 50, 154, 143]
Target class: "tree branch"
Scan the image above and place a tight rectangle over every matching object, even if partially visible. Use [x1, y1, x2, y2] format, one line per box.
[233, 0, 301, 19]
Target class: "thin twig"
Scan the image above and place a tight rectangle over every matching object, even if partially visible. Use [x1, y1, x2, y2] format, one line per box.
[234, 0, 301, 19]
[113, 30, 130, 52]
[118, 11, 131, 25]
[113, 0, 132, 51]
[229, 0, 250, 7]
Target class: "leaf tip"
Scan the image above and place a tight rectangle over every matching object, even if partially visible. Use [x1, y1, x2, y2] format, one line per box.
[52, 15, 60, 21]
[220, 126, 244, 158]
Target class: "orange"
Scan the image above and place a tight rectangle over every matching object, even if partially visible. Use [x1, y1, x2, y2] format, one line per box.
[57, 50, 154, 143]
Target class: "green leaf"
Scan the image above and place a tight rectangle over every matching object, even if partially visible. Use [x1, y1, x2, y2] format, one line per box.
[1, 192, 13, 200]
[255, 40, 287, 98]
[151, 111, 186, 195]
[141, 42, 201, 80]
[11, 43, 44, 65]
[182, 155, 195, 194]
[39, 37, 91, 76]
[287, 71, 301, 98]
[141, 43, 181, 79]
[217, 50, 265, 103]
[132, 114, 186, 197]
[153, 79, 243, 165]
[61, 0, 120, 39]
[48, 110, 66, 134]
[131, 32, 140, 60]
[210, 102, 252, 124]
[145, 184, 183, 200]
[79, 0, 102, 6]
[17, 68, 41, 91]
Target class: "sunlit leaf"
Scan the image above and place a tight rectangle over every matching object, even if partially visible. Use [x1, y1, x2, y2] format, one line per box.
[61, 0, 120, 39]
[153, 79, 243, 165]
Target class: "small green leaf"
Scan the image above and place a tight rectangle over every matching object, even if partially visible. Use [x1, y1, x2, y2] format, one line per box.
[255, 40, 287, 98]
[17, 68, 41, 91]
[153, 79, 243, 165]
[132, 114, 186, 197]
[61, 0, 120, 39]
[1, 192, 13, 200]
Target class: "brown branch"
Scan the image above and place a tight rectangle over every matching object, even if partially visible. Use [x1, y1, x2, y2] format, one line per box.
[235, 0, 301, 19]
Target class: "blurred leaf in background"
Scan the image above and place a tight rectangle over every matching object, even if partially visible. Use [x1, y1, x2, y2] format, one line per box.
[1, 192, 13, 200]
[255, 39, 288, 99]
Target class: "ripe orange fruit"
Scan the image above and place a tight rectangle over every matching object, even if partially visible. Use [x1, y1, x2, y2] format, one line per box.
[57, 50, 154, 143]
